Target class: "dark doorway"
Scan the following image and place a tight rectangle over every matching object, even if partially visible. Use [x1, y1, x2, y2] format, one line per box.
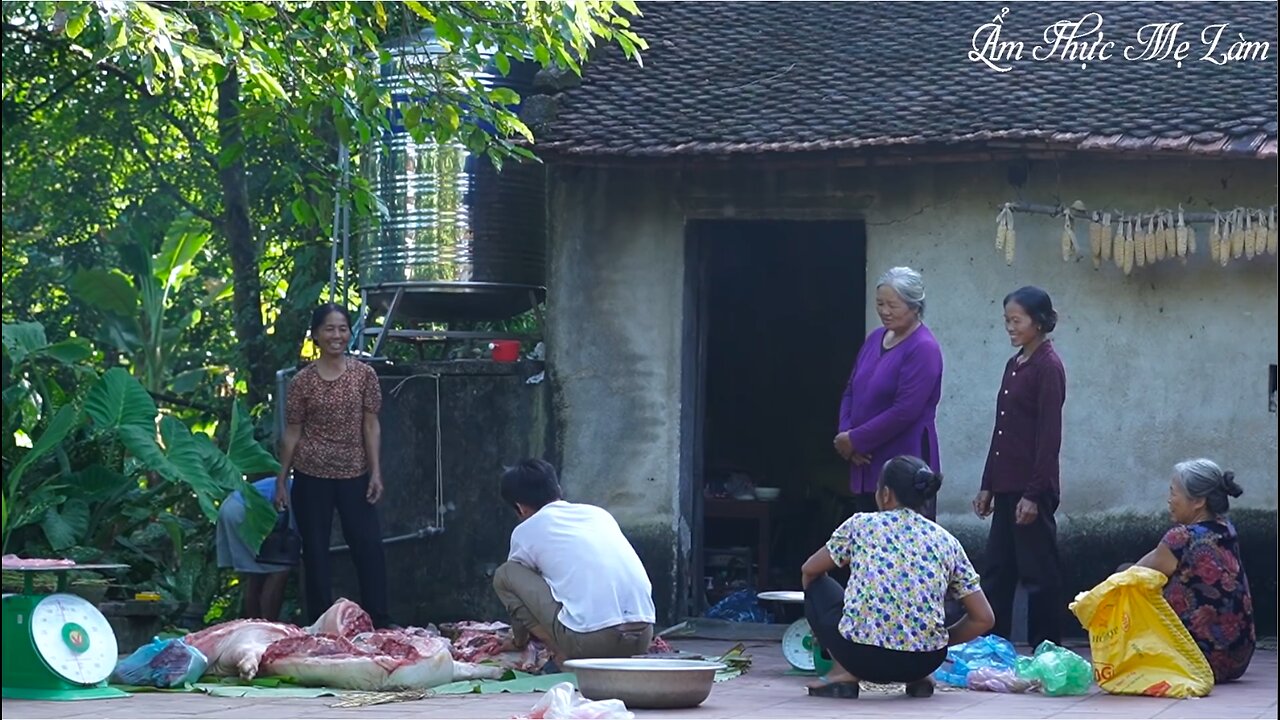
[685, 220, 867, 616]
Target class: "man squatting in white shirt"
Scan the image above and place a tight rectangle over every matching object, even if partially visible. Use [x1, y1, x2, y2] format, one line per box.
[493, 459, 657, 666]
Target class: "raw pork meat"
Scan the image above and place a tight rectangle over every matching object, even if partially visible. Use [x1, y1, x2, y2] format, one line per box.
[647, 636, 673, 654]
[188, 600, 500, 689]
[259, 628, 501, 690]
[305, 597, 373, 637]
[185, 619, 304, 679]
[442, 621, 551, 672]
[2, 554, 76, 569]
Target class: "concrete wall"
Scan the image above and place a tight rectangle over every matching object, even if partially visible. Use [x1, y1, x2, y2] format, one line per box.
[545, 169, 689, 621]
[856, 159, 1279, 521]
[330, 360, 551, 625]
[547, 156, 1278, 627]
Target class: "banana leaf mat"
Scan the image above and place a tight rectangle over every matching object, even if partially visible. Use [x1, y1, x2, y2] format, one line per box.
[111, 676, 344, 698]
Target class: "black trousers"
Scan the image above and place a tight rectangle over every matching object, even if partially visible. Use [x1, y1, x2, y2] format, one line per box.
[804, 575, 948, 684]
[981, 493, 1062, 647]
[292, 471, 391, 628]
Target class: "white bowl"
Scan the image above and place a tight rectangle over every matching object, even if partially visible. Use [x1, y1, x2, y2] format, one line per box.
[754, 487, 781, 501]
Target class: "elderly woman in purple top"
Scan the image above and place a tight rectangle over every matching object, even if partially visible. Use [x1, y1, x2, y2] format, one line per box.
[973, 286, 1067, 647]
[834, 267, 944, 520]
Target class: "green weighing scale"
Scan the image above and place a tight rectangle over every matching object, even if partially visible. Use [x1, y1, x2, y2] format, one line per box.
[2, 563, 130, 701]
[758, 591, 834, 677]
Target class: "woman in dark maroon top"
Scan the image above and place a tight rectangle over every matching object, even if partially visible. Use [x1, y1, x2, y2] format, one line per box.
[972, 286, 1066, 647]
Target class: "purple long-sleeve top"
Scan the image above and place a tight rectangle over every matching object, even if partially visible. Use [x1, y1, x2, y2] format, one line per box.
[838, 325, 944, 494]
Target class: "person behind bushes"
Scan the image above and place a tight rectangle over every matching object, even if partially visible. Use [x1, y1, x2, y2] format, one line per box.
[1134, 458, 1255, 682]
[492, 459, 656, 667]
[215, 473, 294, 621]
[801, 455, 995, 699]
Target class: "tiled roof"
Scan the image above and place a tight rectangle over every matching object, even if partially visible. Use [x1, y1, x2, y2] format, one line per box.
[536, 2, 1279, 158]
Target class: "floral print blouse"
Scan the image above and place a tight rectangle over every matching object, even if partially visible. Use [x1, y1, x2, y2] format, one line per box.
[286, 358, 382, 479]
[1162, 519, 1255, 682]
[826, 508, 982, 652]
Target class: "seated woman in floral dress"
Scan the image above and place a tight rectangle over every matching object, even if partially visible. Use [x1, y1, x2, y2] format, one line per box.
[1135, 458, 1255, 682]
[800, 455, 994, 699]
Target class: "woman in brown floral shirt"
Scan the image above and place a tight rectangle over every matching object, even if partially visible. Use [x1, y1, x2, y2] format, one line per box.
[276, 304, 391, 628]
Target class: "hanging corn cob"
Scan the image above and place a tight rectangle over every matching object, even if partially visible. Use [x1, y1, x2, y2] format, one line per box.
[1113, 215, 1126, 270]
[1164, 211, 1176, 259]
[1154, 213, 1168, 261]
[1141, 215, 1152, 269]
[996, 205, 1009, 251]
[1255, 209, 1266, 256]
[1004, 207, 1016, 266]
[1089, 212, 1103, 268]
[1245, 209, 1257, 259]
[1259, 209, 1267, 255]
[1175, 206, 1188, 258]
[1152, 212, 1162, 263]
[1152, 214, 1164, 262]
[1061, 212, 1077, 262]
[1100, 212, 1113, 263]
[1210, 212, 1223, 265]
[1255, 209, 1267, 256]
[1268, 207, 1277, 256]
[1123, 216, 1135, 275]
[1187, 220, 1197, 257]
[1230, 209, 1245, 259]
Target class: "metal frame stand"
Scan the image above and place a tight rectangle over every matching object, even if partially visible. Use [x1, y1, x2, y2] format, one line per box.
[356, 285, 547, 360]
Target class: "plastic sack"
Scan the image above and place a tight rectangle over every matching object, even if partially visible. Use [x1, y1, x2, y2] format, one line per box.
[967, 666, 1036, 693]
[704, 589, 773, 624]
[518, 682, 634, 720]
[1069, 565, 1214, 698]
[1015, 640, 1092, 696]
[111, 637, 209, 688]
[934, 634, 1019, 687]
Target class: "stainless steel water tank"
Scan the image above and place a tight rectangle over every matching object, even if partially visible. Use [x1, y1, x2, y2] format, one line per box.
[357, 34, 546, 322]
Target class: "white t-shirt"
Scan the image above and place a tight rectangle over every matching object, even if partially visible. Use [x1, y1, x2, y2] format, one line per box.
[508, 500, 656, 633]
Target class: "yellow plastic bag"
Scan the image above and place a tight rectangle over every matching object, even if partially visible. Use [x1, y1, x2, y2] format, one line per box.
[1069, 566, 1214, 698]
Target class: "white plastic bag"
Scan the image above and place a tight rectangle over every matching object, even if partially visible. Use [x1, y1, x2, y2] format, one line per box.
[966, 666, 1036, 693]
[518, 682, 634, 720]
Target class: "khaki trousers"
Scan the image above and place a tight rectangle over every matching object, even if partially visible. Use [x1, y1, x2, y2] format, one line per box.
[493, 561, 653, 659]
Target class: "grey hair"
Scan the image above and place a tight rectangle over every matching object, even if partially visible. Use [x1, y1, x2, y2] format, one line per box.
[1173, 458, 1243, 516]
[876, 266, 926, 317]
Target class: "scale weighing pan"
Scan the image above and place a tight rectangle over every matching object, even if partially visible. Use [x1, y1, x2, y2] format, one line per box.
[2, 564, 130, 701]
[756, 590, 832, 674]
[757, 590, 805, 604]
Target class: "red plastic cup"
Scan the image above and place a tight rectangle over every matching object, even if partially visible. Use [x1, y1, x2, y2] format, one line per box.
[490, 340, 521, 362]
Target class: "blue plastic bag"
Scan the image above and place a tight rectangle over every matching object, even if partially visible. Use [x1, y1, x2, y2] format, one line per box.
[934, 634, 1019, 686]
[704, 589, 774, 623]
[111, 637, 208, 688]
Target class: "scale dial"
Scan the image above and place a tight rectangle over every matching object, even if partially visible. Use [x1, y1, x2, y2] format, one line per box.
[28, 593, 118, 685]
[781, 618, 816, 671]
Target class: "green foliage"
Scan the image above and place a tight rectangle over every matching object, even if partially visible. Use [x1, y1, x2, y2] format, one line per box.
[4, 0, 642, 400]
[83, 366, 157, 430]
[1, 321, 278, 614]
[66, 223, 216, 394]
[2, 1, 645, 623]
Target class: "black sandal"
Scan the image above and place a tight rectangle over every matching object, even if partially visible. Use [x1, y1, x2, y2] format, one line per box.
[905, 679, 934, 698]
[807, 681, 860, 699]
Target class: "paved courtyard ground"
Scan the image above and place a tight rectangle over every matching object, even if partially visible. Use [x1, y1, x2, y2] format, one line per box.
[3, 639, 1275, 719]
